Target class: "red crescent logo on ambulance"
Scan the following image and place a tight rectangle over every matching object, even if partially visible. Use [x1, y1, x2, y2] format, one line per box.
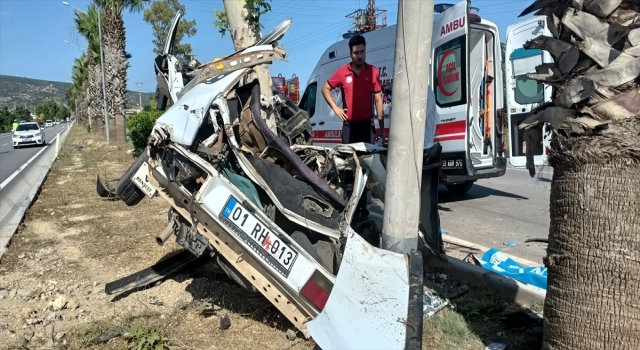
[438, 49, 459, 97]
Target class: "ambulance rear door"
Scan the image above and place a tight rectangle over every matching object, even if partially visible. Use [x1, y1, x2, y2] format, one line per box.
[432, 1, 473, 176]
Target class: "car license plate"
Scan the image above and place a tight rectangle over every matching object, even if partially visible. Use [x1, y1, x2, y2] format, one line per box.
[131, 162, 157, 198]
[220, 196, 298, 277]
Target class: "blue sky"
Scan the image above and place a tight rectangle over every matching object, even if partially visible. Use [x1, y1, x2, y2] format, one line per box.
[0, 0, 531, 93]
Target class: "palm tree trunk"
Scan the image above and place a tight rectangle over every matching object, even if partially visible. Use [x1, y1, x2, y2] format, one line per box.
[518, 0, 640, 348]
[102, 7, 128, 145]
[543, 118, 640, 349]
[89, 62, 104, 138]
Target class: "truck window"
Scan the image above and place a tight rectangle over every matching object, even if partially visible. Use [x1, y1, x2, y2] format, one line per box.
[510, 48, 544, 105]
[514, 75, 543, 104]
[434, 35, 467, 108]
[299, 82, 317, 117]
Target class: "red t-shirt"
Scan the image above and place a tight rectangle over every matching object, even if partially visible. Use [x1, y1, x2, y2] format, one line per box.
[327, 63, 381, 122]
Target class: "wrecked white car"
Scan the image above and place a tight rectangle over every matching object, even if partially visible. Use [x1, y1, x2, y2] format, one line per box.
[97, 17, 434, 350]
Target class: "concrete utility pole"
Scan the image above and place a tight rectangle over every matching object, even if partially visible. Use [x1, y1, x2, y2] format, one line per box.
[135, 82, 143, 111]
[222, 0, 277, 133]
[381, 0, 435, 254]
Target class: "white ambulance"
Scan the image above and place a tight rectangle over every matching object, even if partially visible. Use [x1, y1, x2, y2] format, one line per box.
[505, 16, 553, 168]
[299, 1, 507, 194]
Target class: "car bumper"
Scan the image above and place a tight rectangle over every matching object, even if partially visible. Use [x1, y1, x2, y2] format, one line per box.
[13, 136, 44, 146]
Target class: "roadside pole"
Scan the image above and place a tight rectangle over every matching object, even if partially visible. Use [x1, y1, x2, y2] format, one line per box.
[381, 0, 435, 254]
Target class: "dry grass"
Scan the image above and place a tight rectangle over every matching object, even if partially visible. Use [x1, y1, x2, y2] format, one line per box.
[0, 125, 543, 350]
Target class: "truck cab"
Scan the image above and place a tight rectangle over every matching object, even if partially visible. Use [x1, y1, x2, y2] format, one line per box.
[299, 1, 506, 194]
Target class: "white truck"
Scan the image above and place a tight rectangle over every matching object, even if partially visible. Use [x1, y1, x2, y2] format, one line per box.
[300, 1, 507, 194]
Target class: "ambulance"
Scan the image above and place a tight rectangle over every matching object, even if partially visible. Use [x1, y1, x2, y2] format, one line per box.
[299, 1, 507, 194]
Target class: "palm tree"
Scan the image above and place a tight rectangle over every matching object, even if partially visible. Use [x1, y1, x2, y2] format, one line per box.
[69, 55, 90, 126]
[94, 0, 147, 145]
[519, 0, 640, 348]
[74, 5, 105, 137]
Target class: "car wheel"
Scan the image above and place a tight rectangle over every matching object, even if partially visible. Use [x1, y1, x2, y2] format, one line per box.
[13, 146, 17, 149]
[445, 181, 474, 195]
[114, 151, 149, 206]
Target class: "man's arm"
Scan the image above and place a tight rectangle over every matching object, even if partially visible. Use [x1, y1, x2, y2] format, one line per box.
[322, 71, 347, 121]
[374, 91, 384, 135]
[372, 67, 384, 141]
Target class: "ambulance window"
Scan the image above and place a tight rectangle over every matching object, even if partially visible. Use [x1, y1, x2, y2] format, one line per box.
[434, 35, 467, 108]
[299, 83, 317, 117]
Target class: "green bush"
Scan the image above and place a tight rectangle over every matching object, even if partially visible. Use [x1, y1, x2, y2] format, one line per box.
[126, 109, 163, 157]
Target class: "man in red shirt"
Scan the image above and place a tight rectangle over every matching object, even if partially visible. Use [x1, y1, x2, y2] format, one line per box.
[321, 35, 384, 220]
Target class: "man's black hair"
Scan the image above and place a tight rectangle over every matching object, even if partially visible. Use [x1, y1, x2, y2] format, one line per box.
[348, 35, 366, 52]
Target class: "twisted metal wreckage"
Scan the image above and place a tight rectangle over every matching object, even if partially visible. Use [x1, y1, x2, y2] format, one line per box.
[96, 17, 442, 349]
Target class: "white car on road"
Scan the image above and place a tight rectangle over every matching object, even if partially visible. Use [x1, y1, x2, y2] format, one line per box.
[13, 122, 46, 148]
[45, 120, 53, 128]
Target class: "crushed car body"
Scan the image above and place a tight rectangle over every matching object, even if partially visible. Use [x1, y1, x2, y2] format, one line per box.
[103, 17, 427, 349]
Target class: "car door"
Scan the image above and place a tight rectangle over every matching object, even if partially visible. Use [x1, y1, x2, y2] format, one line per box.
[432, 1, 473, 175]
[154, 11, 183, 107]
[505, 16, 552, 168]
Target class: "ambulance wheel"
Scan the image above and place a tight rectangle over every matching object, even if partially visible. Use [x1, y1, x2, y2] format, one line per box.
[445, 181, 474, 195]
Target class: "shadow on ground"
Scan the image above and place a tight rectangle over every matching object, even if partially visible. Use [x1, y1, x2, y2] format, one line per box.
[105, 252, 296, 337]
[438, 184, 529, 204]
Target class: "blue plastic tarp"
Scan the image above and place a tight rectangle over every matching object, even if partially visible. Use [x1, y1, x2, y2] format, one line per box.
[477, 248, 547, 290]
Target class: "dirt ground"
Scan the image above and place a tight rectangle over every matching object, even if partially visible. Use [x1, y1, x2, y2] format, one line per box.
[0, 125, 543, 350]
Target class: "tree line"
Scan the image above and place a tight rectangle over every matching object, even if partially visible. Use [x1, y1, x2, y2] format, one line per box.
[67, 0, 279, 144]
[0, 100, 70, 132]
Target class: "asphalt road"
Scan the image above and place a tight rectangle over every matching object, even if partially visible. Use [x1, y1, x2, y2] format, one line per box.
[437, 166, 552, 264]
[368, 164, 552, 265]
[0, 124, 68, 187]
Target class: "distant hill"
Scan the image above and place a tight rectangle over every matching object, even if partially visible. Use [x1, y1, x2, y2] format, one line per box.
[0, 75, 155, 110]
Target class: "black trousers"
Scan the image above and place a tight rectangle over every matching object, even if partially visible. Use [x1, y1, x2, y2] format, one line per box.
[342, 119, 375, 214]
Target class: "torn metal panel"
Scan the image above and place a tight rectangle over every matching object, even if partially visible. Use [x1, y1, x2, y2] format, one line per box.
[152, 70, 246, 146]
[340, 150, 367, 230]
[233, 150, 342, 239]
[306, 231, 411, 350]
[256, 18, 292, 46]
[360, 154, 388, 202]
[194, 46, 287, 86]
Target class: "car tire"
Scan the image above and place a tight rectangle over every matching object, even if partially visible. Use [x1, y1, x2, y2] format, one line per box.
[445, 181, 474, 195]
[114, 151, 148, 206]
